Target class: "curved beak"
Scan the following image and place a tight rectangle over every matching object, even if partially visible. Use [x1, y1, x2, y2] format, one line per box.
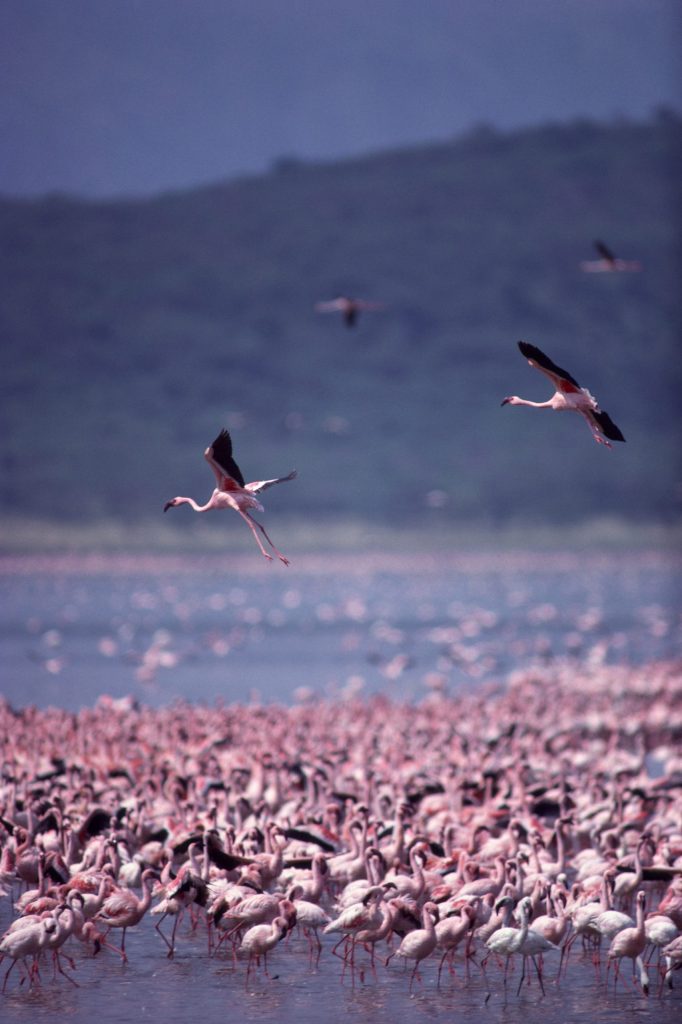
[163, 501, 173, 513]
[500, 397, 511, 406]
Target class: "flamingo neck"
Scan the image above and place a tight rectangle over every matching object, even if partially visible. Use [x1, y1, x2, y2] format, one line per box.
[514, 397, 555, 409]
[174, 496, 213, 512]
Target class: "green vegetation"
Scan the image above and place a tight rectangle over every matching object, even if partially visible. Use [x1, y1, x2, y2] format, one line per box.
[1, 114, 680, 537]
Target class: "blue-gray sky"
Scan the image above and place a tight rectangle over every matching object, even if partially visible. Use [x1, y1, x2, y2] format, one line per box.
[2, 0, 680, 197]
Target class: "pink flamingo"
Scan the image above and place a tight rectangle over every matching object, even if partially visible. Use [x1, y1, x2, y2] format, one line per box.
[435, 904, 476, 984]
[315, 295, 384, 328]
[238, 916, 288, 980]
[96, 869, 156, 960]
[502, 341, 625, 447]
[164, 429, 295, 564]
[0, 915, 56, 992]
[391, 902, 439, 991]
[580, 240, 642, 273]
[607, 890, 649, 994]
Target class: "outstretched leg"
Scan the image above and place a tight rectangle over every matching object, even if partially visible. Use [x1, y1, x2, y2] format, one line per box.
[244, 512, 290, 566]
[236, 510, 273, 561]
[581, 412, 612, 448]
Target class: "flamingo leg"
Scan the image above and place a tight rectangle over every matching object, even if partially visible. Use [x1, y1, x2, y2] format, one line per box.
[244, 512, 290, 566]
[437, 948, 449, 986]
[167, 913, 180, 958]
[235, 510, 272, 561]
[2, 958, 18, 993]
[531, 955, 546, 996]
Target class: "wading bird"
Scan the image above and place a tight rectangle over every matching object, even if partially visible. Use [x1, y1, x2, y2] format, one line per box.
[315, 296, 384, 328]
[580, 240, 642, 273]
[501, 341, 625, 448]
[164, 430, 296, 565]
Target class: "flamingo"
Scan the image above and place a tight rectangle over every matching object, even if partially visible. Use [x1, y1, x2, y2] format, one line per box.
[0, 915, 56, 992]
[607, 890, 649, 994]
[580, 240, 642, 273]
[96, 869, 156, 960]
[323, 886, 384, 966]
[663, 934, 682, 989]
[484, 895, 532, 991]
[391, 901, 439, 991]
[501, 341, 625, 447]
[286, 885, 331, 960]
[164, 429, 296, 564]
[435, 904, 476, 984]
[238, 916, 288, 980]
[315, 296, 384, 328]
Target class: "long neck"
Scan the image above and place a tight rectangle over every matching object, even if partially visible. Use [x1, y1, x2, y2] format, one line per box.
[635, 897, 645, 937]
[174, 496, 212, 512]
[139, 874, 154, 912]
[422, 906, 435, 938]
[514, 397, 554, 409]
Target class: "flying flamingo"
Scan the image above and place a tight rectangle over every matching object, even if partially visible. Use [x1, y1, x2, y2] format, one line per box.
[164, 429, 296, 565]
[315, 296, 384, 328]
[580, 240, 642, 273]
[501, 341, 625, 447]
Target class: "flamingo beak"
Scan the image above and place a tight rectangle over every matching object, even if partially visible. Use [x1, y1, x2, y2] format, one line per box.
[501, 397, 511, 406]
[163, 500, 174, 512]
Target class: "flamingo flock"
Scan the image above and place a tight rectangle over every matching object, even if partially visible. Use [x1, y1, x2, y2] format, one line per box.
[0, 658, 680, 1000]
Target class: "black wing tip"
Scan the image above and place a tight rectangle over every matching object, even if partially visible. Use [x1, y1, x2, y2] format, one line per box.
[594, 410, 626, 442]
[209, 428, 245, 486]
[212, 427, 232, 448]
[594, 239, 615, 260]
[518, 340, 539, 359]
[517, 340, 581, 389]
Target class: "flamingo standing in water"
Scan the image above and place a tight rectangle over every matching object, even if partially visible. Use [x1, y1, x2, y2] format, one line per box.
[607, 890, 649, 994]
[501, 341, 625, 448]
[580, 240, 642, 273]
[238, 916, 288, 980]
[390, 902, 439, 991]
[96, 869, 156, 960]
[164, 429, 296, 565]
[315, 296, 384, 328]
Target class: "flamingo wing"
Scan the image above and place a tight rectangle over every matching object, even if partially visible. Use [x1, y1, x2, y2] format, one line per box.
[245, 471, 297, 495]
[594, 239, 616, 262]
[315, 299, 347, 313]
[590, 409, 626, 442]
[99, 891, 136, 919]
[518, 341, 582, 394]
[204, 429, 245, 490]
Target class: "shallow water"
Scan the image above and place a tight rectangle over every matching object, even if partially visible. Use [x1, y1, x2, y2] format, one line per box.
[1, 549, 680, 710]
[0, 907, 679, 1024]
[0, 548, 680, 1022]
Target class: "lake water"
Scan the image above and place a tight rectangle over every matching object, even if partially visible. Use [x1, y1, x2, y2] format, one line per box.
[1, 549, 680, 711]
[1, 548, 681, 1023]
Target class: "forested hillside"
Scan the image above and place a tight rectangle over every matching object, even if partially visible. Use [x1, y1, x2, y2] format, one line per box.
[1, 114, 680, 531]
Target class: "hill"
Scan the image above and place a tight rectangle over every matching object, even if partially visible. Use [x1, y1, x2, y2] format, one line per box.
[1, 114, 680, 534]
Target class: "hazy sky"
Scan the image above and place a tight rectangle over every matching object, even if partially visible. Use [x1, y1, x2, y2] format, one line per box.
[2, 0, 680, 197]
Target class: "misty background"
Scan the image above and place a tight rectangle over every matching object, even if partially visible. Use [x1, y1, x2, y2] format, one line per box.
[1, 1, 681, 544]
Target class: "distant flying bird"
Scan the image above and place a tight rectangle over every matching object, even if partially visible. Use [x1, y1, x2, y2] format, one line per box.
[580, 240, 642, 273]
[164, 430, 296, 564]
[501, 341, 625, 448]
[315, 296, 384, 327]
